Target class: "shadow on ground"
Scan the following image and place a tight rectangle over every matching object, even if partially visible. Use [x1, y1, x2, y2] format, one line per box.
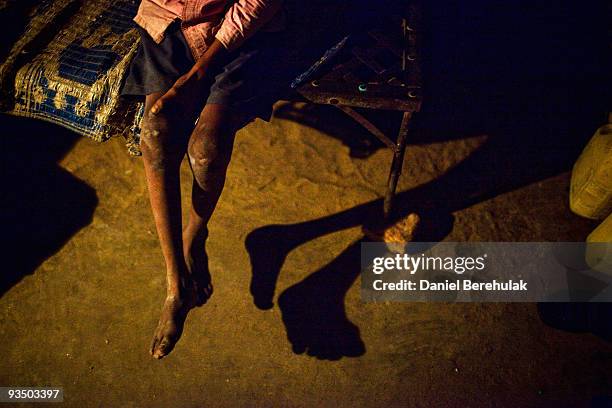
[247, 0, 609, 358]
[1, 114, 98, 296]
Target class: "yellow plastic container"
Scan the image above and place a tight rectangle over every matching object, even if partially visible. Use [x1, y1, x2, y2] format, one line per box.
[586, 212, 612, 274]
[570, 124, 612, 219]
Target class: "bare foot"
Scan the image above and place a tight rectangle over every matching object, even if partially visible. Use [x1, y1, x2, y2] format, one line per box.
[184, 237, 213, 307]
[150, 290, 195, 359]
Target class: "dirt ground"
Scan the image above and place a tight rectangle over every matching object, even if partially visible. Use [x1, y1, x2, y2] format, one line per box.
[2, 2, 611, 405]
[1, 95, 611, 407]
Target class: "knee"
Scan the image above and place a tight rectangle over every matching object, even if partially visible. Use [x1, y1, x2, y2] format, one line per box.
[140, 114, 181, 171]
[187, 128, 231, 187]
[188, 136, 226, 173]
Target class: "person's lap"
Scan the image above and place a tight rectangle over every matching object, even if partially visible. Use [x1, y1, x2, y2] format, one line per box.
[123, 0, 357, 139]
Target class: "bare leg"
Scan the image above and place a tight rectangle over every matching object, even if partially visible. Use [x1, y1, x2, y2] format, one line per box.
[183, 104, 238, 303]
[140, 93, 199, 359]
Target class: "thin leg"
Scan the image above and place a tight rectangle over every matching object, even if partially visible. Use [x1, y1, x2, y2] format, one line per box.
[183, 104, 238, 303]
[140, 93, 200, 359]
[141, 94, 189, 292]
[383, 111, 412, 218]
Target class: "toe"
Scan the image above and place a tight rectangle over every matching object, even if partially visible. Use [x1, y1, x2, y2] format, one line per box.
[201, 284, 213, 302]
[193, 280, 213, 306]
[153, 338, 172, 359]
[152, 344, 165, 359]
[150, 336, 159, 356]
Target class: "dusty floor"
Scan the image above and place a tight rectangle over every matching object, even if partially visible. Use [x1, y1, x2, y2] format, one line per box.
[1, 94, 611, 407]
[3, 1, 611, 406]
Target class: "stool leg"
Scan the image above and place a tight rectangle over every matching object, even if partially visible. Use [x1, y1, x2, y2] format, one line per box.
[384, 111, 412, 218]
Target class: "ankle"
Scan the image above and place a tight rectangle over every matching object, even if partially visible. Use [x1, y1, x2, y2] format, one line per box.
[167, 277, 192, 299]
[183, 226, 208, 250]
[166, 284, 182, 299]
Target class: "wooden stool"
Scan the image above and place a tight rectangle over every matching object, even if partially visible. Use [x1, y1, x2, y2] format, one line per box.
[294, 4, 422, 219]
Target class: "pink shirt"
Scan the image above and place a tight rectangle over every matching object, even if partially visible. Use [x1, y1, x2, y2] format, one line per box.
[134, 0, 285, 59]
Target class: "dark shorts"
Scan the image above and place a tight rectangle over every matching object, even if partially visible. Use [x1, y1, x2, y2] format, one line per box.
[121, 22, 194, 98]
[121, 8, 340, 124]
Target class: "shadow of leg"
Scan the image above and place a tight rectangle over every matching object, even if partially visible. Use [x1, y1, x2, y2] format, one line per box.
[278, 239, 365, 360]
[245, 198, 385, 310]
[245, 193, 458, 310]
[246, 225, 299, 310]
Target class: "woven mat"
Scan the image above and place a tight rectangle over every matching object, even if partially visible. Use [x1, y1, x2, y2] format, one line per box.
[2, 0, 143, 154]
